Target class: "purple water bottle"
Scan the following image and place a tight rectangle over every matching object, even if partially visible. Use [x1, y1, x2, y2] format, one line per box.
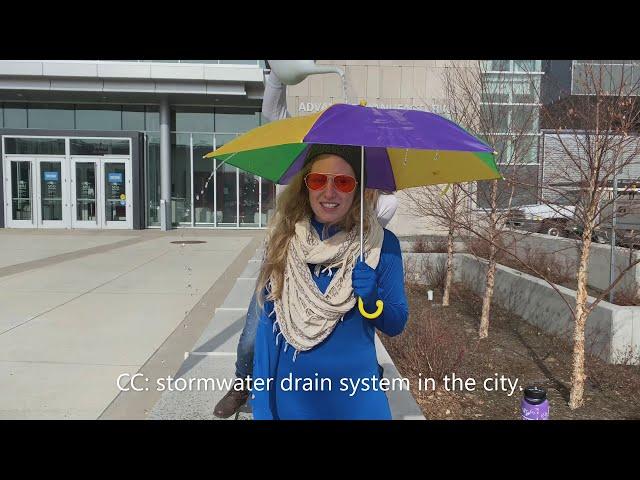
[521, 386, 549, 420]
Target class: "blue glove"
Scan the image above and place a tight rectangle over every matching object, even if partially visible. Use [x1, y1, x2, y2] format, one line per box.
[352, 260, 378, 311]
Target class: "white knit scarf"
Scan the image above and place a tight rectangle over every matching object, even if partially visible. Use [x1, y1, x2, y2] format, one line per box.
[271, 214, 384, 357]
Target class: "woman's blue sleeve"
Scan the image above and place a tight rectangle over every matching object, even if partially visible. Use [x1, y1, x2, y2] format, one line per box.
[372, 230, 409, 337]
[250, 300, 278, 420]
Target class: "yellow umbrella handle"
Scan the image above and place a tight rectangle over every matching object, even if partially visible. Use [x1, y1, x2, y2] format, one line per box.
[358, 297, 384, 319]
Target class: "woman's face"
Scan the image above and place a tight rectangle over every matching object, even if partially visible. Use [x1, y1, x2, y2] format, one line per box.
[307, 154, 357, 224]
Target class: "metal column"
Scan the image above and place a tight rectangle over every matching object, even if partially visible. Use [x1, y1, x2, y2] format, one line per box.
[160, 96, 172, 230]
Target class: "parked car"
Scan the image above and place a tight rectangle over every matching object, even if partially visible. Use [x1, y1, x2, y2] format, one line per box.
[506, 204, 575, 237]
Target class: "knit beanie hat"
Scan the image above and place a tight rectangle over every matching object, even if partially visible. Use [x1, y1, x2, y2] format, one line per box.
[303, 144, 364, 183]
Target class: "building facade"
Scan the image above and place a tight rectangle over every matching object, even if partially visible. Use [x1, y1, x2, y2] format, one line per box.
[285, 60, 459, 235]
[0, 60, 277, 230]
[540, 60, 640, 205]
[1, 59, 548, 236]
[286, 60, 544, 234]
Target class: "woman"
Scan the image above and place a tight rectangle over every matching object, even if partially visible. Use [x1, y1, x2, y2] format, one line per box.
[251, 144, 408, 420]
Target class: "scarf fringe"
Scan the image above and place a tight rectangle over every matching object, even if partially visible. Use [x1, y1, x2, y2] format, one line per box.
[272, 317, 299, 362]
[270, 215, 383, 355]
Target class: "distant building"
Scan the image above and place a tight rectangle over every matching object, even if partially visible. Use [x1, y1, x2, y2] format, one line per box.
[0, 60, 276, 230]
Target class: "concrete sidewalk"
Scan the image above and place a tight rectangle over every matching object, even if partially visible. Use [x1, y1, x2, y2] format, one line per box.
[150, 247, 425, 420]
[0, 228, 263, 419]
[0, 227, 424, 420]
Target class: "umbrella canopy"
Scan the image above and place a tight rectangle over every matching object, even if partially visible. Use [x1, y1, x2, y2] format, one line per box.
[203, 103, 501, 189]
[204, 102, 501, 319]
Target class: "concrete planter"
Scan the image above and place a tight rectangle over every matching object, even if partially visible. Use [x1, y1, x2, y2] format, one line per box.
[403, 252, 640, 365]
[401, 231, 640, 292]
[502, 230, 640, 292]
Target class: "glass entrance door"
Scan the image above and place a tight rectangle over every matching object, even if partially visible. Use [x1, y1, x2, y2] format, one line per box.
[4, 158, 36, 228]
[71, 158, 99, 228]
[102, 159, 132, 229]
[36, 159, 68, 228]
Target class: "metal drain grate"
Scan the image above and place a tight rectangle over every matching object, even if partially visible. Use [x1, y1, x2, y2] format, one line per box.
[170, 240, 207, 245]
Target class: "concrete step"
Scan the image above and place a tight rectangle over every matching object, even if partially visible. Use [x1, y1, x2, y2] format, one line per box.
[238, 261, 260, 280]
[192, 310, 247, 354]
[148, 355, 250, 420]
[220, 278, 257, 309]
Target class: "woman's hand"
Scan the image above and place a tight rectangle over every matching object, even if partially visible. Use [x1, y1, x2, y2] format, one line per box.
[352, 261, 378, 311]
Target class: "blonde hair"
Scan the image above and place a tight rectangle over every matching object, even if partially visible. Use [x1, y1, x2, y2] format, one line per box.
[256, 156, 374, 307]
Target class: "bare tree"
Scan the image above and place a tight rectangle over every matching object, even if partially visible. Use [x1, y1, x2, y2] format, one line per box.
[407, 60, 640, 410]
[405, 182, 465, 306]
[435, 60, 542, 339]
[445, 61, 640, 410]
[404, 62, 479, 307]
[537, 61, 640, 409]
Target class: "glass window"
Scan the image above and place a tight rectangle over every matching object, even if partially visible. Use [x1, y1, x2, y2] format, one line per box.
[510, 76, 540, 104]
[75, 105, 122, 131]
[572, 63, 586, 94]
[173, 107, 214, 132]
[214, 107, 259, 133]
[239, 171, 259, 227]
[123, 106, 146, 131]
[598, 64, 614, 93]
[219, 60, 258, 65]
[632, 66, 640, 94]
[146, 133, 161, 226]
[512, 135, 539, 164]
[511, 105, 539, 133]
[489, 60, 511, 71]
[481, 104, 510, 133]
[192, 134, 216, 225]
[145, 106, 160, 131]
[260, 180, 276, 226]
[4, 137, 66, 155]
[75, 162, 97, 222]
[70, 138, 130, 156]
[217, 163, 238, 226]
[4, 103, 27, 128]
[476, 165, 538, 208]
[604, 64, 629, 94]
[171, 133, 191, 225]
[215, 134, 238, 226]
[104, 162, 127, 222]
[27, 104, 75, 130]
[573, 63, 602, 94]
[621, 65, 634, 95]
[483, 75, 510, 103]
[514, 60, 539, 73]
[0, 104, 3, 128]
[11, 161, 32, 221]
[481, 91, 509, 104]
[40, 161, 63, 221]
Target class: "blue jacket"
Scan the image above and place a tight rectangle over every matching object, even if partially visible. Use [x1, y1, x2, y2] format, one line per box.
[251, 220, 408, 420]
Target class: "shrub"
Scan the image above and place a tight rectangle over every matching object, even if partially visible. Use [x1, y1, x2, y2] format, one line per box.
[382, 298, 468, 382]
[463, 235, 506, 262]
[613, 283, 640, 306]
[413, 237, 448, 253]
[404, 254, 447, 290]
[519, 247, 575, 286]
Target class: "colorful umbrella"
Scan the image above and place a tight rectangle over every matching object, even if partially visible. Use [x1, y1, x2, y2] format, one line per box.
[204, 103, 501, 318]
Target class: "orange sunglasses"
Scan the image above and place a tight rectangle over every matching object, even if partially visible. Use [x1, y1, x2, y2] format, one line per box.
[304, 172, 358, 193]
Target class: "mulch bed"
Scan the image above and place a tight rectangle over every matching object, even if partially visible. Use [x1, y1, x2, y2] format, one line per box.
[379, 283, 640, 420]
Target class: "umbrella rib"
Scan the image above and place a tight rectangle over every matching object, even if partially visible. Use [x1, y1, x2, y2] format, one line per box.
[360, 145, 364, 262]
